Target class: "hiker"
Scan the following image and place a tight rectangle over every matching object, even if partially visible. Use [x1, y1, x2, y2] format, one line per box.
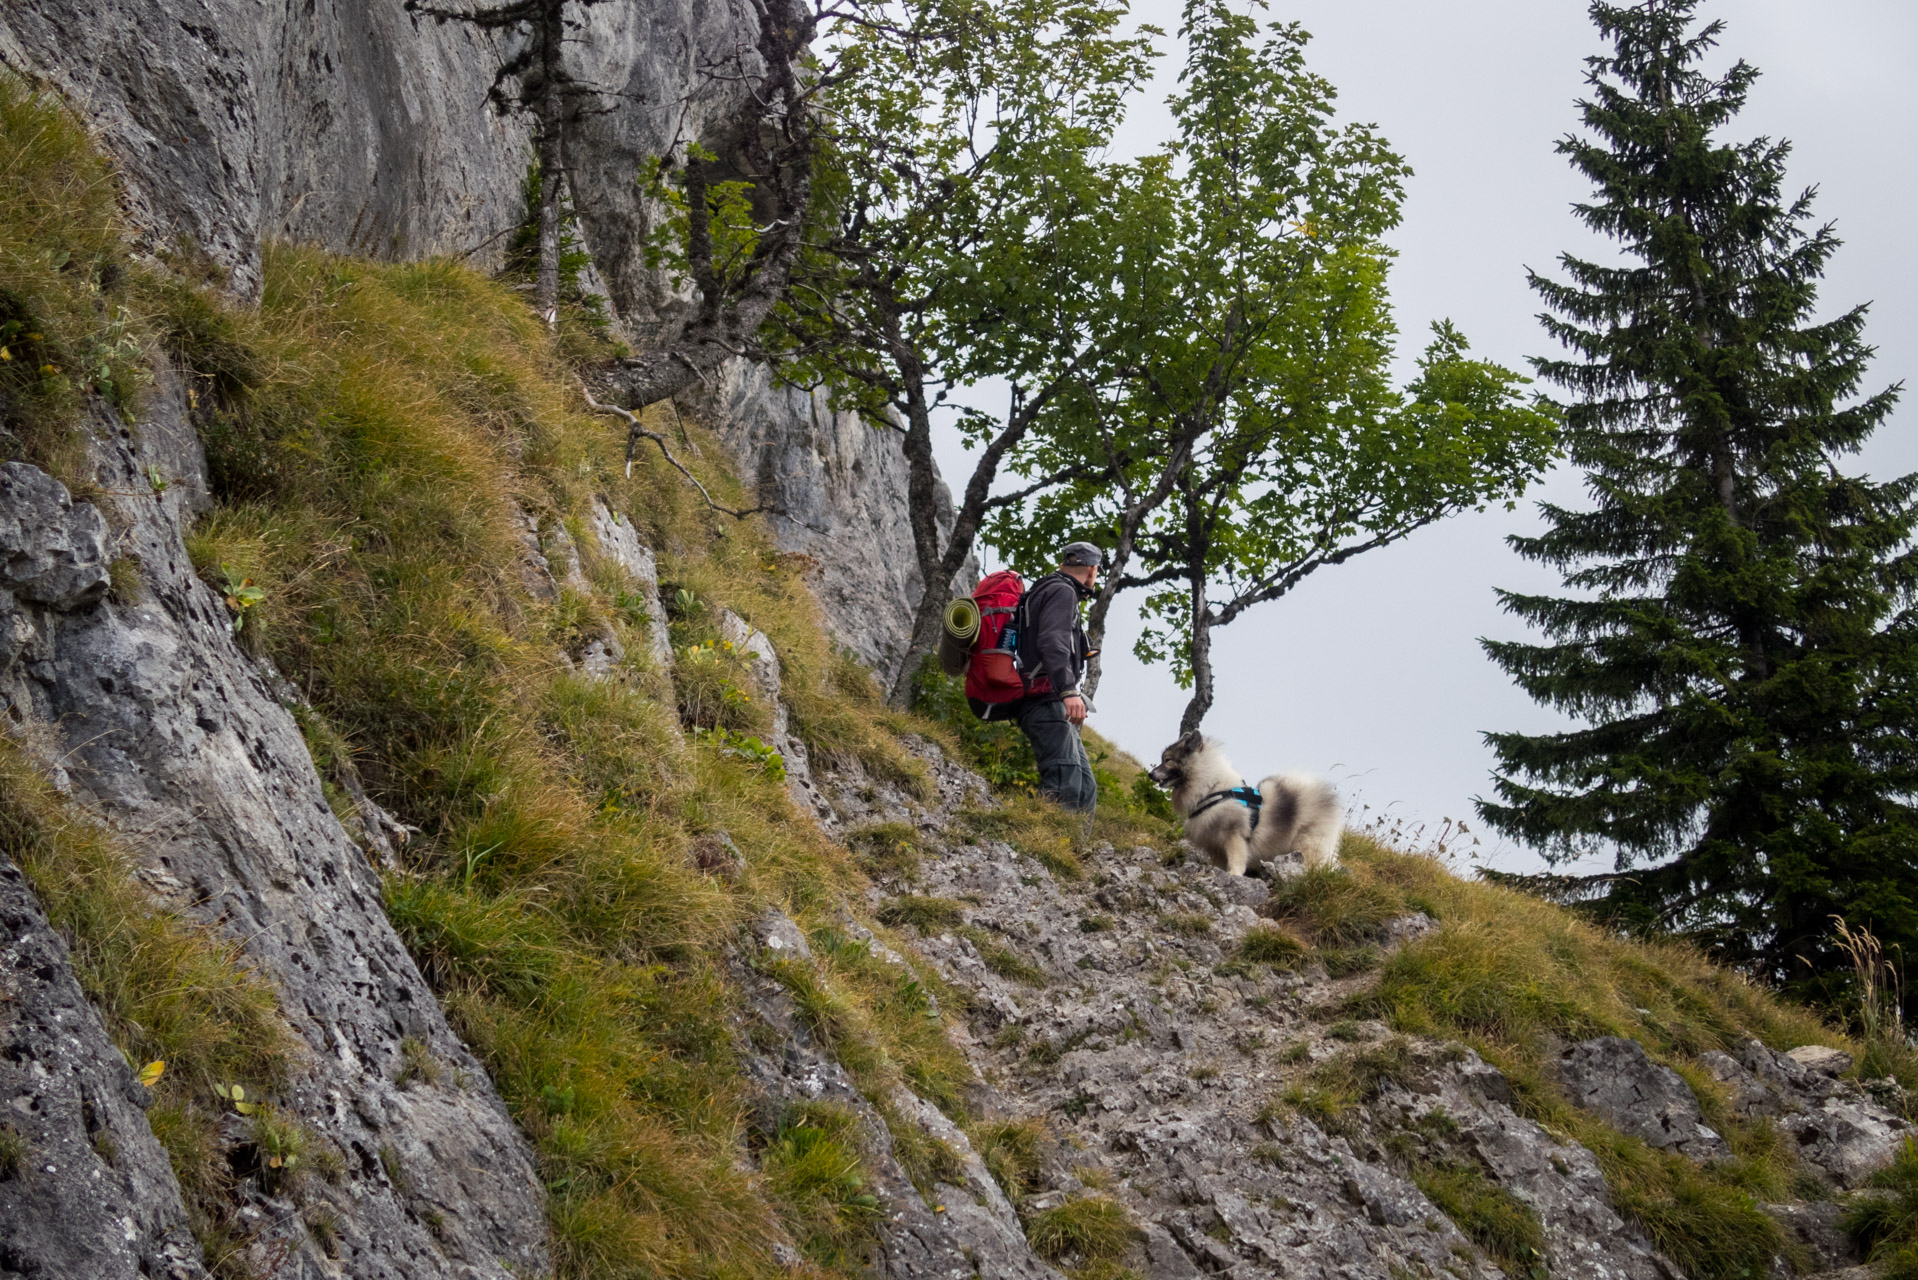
[975, 541, 1102, 814]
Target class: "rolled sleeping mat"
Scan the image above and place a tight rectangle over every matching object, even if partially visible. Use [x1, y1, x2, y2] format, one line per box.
[937, 596, 980, 676]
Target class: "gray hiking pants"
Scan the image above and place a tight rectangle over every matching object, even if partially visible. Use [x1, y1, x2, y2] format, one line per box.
[1017, 698, 1097, 814]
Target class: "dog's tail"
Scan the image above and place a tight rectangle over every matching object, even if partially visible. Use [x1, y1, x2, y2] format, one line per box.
[1276, 773, 1343, 868]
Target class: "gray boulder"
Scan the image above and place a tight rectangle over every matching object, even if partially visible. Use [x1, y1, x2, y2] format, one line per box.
[0, 462, 110, 610]
[1554, 1036, 1732, 1161]
[696, 359, 976, 685]
[1700, 1039, 1910, 1188]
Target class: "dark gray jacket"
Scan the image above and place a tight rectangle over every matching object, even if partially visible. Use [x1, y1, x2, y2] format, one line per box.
[1016, 571, 1092, 698]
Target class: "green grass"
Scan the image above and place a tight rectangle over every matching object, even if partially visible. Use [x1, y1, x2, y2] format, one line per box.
[760, 1103, 883, 1267]
[1847, 1137, 1918, 1279]
[1413, 1164, 1547, 1279]
[1025, 1195, 1140, 1264]
[848, 823, 921, 879]
[132, 236, 998, 1277]
[970, 1116, 1047, 1206]
[1261, 863, 1403, 946]
[878, 895, 966, 932]
[959, 926, 1049, 986]
[1158, 911, 1212, 937]
[1321, 837, 1829, 1278]
[1237, 924, 1307, 968]
[0, 74, 145, 487]
[0, 1125, 25, 1179]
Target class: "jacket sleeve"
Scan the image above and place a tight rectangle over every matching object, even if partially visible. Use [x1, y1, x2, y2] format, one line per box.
[1028, 579, 1082, 695]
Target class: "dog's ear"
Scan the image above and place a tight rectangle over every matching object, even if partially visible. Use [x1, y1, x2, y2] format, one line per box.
[1180, 728, 1205, 750]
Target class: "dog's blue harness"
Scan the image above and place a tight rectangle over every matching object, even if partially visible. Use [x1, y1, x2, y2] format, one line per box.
[1189, 784, 1263, 832]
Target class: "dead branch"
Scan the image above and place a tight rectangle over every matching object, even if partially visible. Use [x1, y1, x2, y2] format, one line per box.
[577, 381, 764, 519]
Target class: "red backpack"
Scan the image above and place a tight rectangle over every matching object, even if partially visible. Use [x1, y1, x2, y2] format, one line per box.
[963, 571, 1054, 706]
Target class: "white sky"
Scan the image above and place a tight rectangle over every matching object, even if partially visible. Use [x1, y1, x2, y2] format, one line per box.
[932, 0, 1918, 873]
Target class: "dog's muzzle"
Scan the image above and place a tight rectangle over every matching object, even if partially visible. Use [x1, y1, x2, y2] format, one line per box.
[1147, 763, 1174, 785]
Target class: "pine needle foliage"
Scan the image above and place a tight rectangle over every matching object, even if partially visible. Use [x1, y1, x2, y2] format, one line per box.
[1478, 0, 1918, 1002]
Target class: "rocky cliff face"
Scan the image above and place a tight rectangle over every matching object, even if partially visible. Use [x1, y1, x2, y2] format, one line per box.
[0, 379, 550, 1278]
[696, 359, 971, 685]
[0, 0, 770, 315]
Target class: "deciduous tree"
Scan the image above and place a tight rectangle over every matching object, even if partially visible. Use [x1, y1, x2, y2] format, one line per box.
[992, 0, 1556, 731]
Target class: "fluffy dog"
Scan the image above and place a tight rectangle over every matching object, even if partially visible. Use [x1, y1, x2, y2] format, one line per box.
[1147, 730, 1342, 876]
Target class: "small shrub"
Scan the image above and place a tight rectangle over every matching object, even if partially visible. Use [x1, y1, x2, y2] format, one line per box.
[1026, 1195, 1140, 1263]
[878, 895, 966, 932]
[1238, 925, 1306, 968]
[1319, 944, 1383, 977]
[251, 1105, 308, 1195]
[1414, 1164, 1547, 1279]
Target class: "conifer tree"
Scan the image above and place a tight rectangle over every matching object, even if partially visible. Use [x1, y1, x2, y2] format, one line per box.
[1480, 0, 1918, 1000]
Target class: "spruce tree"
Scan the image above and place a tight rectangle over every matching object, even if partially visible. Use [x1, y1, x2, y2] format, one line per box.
[1479, 0, 1918, 1002]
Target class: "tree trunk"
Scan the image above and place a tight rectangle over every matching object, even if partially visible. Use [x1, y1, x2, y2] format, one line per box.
[884, 383, 1051, 707]
[533, 0, 564, 326]
[1082, 534, 1137, 700]
[1178, 562, 1213, 734]
[883, 333, 948, 707]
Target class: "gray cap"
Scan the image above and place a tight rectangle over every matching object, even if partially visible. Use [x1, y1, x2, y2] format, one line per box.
[1060, 541, 1105, 568]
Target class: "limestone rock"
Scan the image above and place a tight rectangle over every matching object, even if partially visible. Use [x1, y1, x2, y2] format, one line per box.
[822, 737, 1678, 1280]
[588, 498, 673, 667]
[734, 954, 1064, 1279]
[697, 360, 976, 685]
[0, 462, 111, 610]
[719, 608, 833, 821]
[0, 858, 208, 1280]
[1787, 1045, 1854, 1077]
[1702, 1039, 1910, 1188]
[1763, 1200, 1859, 1272]
[754, 910, 813, 962]
[0, 377, 549, 1278]
[0, 0, 779, 306]
[1553, 1036, 1731, 1161]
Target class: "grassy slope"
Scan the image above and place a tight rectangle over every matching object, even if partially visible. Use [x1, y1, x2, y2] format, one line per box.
[1272, 837, 1856, 1278]
[4, 71, 1910, 1280]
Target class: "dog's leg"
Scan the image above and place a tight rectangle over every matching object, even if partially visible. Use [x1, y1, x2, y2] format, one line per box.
[1223, 832, 1252, 877]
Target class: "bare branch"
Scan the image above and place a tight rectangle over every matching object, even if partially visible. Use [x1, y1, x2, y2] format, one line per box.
[578, 382, 765, 520]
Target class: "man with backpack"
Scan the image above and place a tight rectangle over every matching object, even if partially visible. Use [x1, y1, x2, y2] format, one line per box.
[966, 542, 1102, 814]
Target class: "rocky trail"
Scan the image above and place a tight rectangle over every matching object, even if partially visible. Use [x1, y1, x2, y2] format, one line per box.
[785, 737, 1915, 1280]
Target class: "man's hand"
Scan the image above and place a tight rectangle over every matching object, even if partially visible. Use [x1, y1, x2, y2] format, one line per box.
[1063, 694, 1088, 726]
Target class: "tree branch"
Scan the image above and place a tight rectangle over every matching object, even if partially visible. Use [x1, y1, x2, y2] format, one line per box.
[579, 382, 766, 519]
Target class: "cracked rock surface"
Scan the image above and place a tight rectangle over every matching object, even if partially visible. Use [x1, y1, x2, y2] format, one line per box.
[814, 741, 1687, 1280]
[0, 858, 208, 1280]
[0, 380, 548, 1278]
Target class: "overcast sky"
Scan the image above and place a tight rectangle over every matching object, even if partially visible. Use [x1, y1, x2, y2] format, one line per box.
[934, 0, 1918, 873]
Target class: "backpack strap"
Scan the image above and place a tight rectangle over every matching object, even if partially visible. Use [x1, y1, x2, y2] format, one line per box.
[1188, 784, 1263, 832]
